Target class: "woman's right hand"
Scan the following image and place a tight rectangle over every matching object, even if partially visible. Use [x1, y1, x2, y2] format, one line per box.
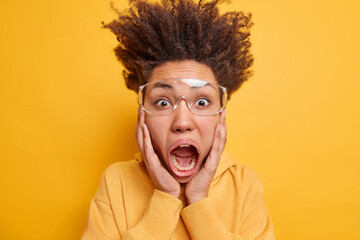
[136, 108, 181, 198]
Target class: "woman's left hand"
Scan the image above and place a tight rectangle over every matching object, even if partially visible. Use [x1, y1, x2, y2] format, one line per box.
[185, 111, 227, 205]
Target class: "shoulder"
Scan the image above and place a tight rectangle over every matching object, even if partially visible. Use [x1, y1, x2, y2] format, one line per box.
[93, 157, 148, 203]
[225, 163, 266, 206]
[102, 158, 149, 187]
[220, 153, 265, 194]
[230, 164, 263, 186]
[104, 159, 144, 177]
[221, 152, 264, 186]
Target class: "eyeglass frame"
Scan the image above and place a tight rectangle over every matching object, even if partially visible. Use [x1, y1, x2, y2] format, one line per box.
[137, 78, 228, 116]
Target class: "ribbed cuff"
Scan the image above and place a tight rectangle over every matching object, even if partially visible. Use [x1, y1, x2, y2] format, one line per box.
[125, 189, 183, 240]
[181, 197, 233, 240]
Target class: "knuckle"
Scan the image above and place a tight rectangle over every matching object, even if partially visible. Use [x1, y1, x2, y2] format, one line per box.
[144, 143, 152, 153]
[144, 144, 149, 152]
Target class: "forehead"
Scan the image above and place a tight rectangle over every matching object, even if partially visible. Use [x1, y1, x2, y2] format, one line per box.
[147, 79, 218, 93]
[148, 60, 218, 84]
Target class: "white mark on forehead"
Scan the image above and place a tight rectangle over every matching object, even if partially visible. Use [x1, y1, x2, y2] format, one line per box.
[148, 60, 217, 84]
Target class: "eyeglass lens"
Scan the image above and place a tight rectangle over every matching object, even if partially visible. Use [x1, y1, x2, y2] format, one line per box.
[139, 79, 226, 116]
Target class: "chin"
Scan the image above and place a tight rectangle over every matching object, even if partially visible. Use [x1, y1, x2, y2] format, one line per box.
[173, 172, 198, 184]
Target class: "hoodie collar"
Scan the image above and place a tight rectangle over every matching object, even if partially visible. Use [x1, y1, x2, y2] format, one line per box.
[213, 151, 237, 179]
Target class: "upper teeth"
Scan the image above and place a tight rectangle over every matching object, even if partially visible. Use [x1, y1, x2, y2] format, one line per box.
[180, 144, 190, 147]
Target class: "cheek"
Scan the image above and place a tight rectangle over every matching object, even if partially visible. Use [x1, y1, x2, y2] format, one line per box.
[198, 117, 220, 152]
[145, 116, 170, 155]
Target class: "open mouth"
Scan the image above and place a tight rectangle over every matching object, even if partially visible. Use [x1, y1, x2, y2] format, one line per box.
[168, 142, 200, 178]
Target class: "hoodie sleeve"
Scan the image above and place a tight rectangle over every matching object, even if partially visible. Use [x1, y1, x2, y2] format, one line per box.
[181, 186, 274, 240]
[81, 173, 121, 240]
[181, 164, 275, 240]
[181, 197, 238, 239]
[124, 189, 183, 240]
[82, 168, 183, 240]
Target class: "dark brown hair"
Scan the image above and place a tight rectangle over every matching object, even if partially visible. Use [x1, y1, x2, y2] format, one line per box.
[103, 0, 254, 98]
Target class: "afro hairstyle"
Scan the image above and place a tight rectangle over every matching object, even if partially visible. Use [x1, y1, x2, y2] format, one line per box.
[103, 0, 254, 98]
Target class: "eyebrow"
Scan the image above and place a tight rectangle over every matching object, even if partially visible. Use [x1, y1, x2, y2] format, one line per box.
[150, 82, 174, 90]
[150, 81, 217, 91]
[197, 83, 216, 90]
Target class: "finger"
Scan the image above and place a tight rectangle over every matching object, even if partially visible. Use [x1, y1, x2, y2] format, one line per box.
[219, 111, 227, 152]
[204, 124, 222, 172]
[204, 110, 227, 170]
[210, 111, 226, 158]
[220, 110, 226, 126]
[139, 107, 145, 126]
[141, 123, 161, 169]
[136, 108, 145, 153]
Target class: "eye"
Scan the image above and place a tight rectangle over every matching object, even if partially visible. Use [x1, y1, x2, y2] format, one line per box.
[154, 99, 171, 108]
[195, 98, 210, 107]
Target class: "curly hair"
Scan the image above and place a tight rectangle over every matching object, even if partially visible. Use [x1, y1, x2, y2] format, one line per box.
[103, 0, 254, 98]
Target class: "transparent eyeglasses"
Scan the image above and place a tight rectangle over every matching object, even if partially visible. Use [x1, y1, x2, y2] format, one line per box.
[138, 79, 227, 116]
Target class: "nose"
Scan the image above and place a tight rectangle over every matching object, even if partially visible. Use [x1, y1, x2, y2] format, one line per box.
[171, 98, 195, 133]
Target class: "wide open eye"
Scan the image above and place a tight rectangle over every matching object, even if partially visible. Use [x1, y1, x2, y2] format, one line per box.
[154, 99, 172, 108]
[194, 98, 210, 107]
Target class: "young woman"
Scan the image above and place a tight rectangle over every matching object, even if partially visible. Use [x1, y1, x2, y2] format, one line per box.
[82, 0, 275, 239]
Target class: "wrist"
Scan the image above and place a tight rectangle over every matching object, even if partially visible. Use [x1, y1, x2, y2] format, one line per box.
[161, 188, 181, 199]
[187, 193, 208, 205]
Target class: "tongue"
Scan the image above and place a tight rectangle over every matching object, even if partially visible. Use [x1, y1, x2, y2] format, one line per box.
[171, 146, 197, 157]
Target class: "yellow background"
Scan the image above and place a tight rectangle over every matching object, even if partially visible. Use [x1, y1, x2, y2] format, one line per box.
[1, 0, 359, 239]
